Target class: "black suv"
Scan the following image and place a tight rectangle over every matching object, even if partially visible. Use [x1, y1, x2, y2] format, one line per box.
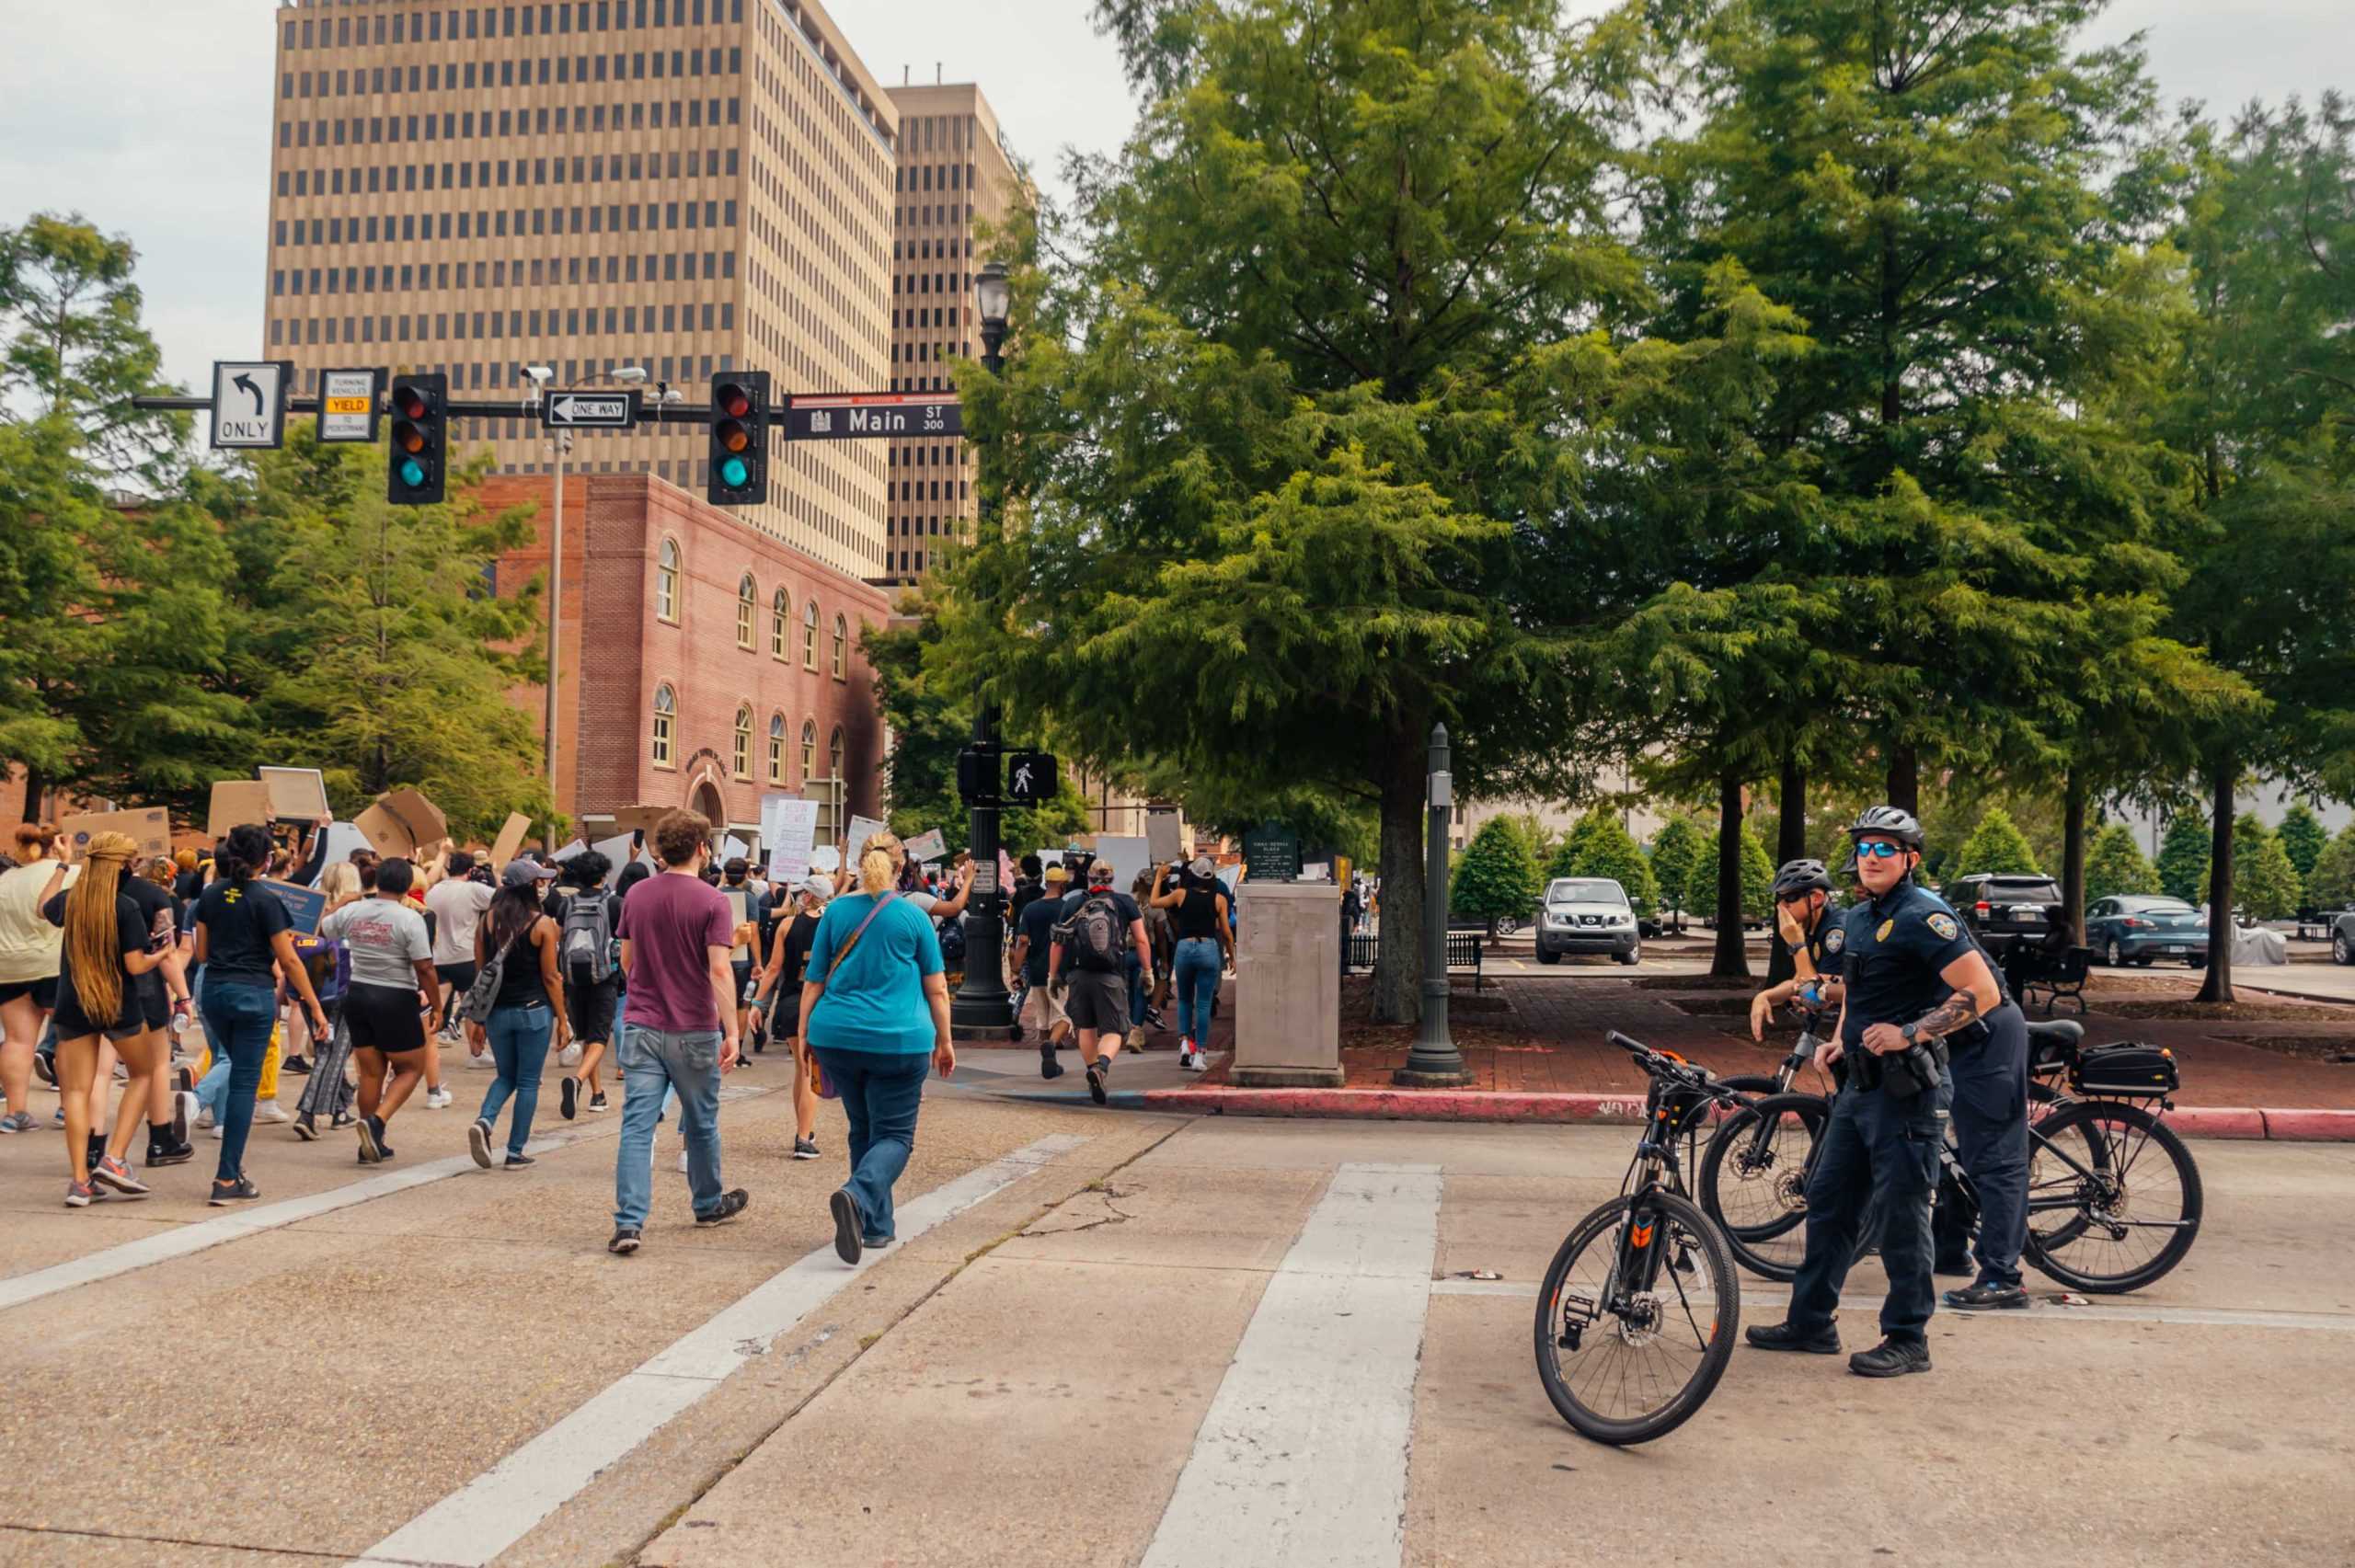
[1946, 874, 2066, 940]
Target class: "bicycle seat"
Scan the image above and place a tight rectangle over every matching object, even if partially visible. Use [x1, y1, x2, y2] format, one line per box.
[2024, 1017, 2083, 1074]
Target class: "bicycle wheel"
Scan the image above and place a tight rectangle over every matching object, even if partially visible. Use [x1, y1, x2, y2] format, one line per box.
[1698, 1093, 1828, 1283]
[1534, 1190, 1740, 1445]
[2023, 1099, 2202, 1294]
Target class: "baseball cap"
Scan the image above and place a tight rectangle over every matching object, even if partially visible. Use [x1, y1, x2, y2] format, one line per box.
[800, 873, 834, 901]
[501, 856, 561, 887]
[1189, 855, 1216, 880]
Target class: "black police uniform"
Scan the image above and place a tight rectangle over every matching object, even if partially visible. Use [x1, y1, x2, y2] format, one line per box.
[1937, 924, 2031, 1291]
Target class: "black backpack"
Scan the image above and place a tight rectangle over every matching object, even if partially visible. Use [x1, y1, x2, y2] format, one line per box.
[1057, 893, 1127, 973]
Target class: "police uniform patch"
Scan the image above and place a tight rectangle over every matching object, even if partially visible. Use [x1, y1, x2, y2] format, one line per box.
[1875, 919, 1894, 943]
[1824, 927, 1845, 954]
[1927, 912, 1959, 941]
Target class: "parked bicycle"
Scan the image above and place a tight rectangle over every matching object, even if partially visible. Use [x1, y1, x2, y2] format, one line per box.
[1534, 1031, 1747, 1446]
[1698, 1012, 2201, 1294]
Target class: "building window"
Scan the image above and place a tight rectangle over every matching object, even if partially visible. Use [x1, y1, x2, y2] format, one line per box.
[767, 713, 787, 784]
[651, 684, 675, 767]
[770, 587, 788, 658]
[830, 614, 848, 681]
[829, 727, 845, 783]
[656, 538, 680, 621]
[800, 720, 817, 781]
[732, 704, 752, 778]
[802, 599, 820, 670]
[735, 573, 755, 648]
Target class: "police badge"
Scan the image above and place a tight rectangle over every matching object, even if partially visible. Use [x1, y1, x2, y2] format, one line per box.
[1927, 912, 1959, 941]
[1824, 926, 1845, 954]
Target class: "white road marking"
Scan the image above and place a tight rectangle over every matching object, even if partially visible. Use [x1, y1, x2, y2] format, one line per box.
[1142, 1162, 1443, 1568]
[1430, 1276, 2355, 1331]
[354, 1133, 1086, 1568]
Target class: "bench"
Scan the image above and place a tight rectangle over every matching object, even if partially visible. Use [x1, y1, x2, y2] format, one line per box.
[2016, 945, 2092, 1018]
[1347, 931, 1486, 987]
[2295, 911, 2346, 942]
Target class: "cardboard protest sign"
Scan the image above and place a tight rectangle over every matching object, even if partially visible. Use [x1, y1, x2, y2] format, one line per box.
[1098, 834, 1150, 889]
[763, 797, 819, 884]
[846, 814, 889, 859]
[208, 781, 276, 841]
[355, 788, 448, 860]
[258, 766, 330, 821]
[603, 804, 671, 836]
[1146, 808, 1185, 866]
[272, 880, 328, 936]
[62, 807, 172, 864]
[488, 812, 531, 870]
[904, 828, 947, 864]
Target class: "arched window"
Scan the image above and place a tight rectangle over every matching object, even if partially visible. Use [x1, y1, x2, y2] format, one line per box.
[736, 574, 756, 649]
[767, 713, 786, 784]
[656, 538, 680, 622]
[828, 726, 845, 783]
[770, 587, 788, 659]
[651, 683, 675, 766]
[731, 704, 752, 778]
[830, 613, 848, 680]
[799, 719, 817, 780]
[802, 599, 820, 670]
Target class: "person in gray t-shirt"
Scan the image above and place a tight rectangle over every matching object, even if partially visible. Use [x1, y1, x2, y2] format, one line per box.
[317, 857, 441, 1163]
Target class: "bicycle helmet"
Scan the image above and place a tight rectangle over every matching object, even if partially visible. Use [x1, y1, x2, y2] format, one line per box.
[1772, 858, 1832, 899]
[1844, 805, 1924, 851]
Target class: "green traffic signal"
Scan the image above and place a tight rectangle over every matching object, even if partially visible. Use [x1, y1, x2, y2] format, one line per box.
[399, 457, 426, 488]
[719, 456, 749, 488]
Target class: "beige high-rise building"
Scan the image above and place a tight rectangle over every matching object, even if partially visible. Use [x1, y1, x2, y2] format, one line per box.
[260, 0, 900, 581]
[879, 78, 1021, 585]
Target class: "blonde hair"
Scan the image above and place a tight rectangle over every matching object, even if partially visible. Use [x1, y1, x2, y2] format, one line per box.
[12, 822, 55, 860]
[860, 830, 905, 868]
[64, 831, 138, 1028]
[857, 846, 894, 895]
[146, 857, 177, 887]
[319, 861, 363, 910]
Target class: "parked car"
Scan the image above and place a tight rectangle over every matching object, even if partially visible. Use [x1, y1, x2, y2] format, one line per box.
[2333, 910, 2355, 966]
[1947, 874, 2067, 941]
[1534, 877, 1640, 966]
[2084, 895, 2210, 968]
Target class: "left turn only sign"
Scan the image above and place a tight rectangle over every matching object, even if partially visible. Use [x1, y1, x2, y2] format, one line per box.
[210, 361, 291, 451]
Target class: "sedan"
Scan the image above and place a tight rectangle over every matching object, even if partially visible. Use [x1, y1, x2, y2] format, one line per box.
[2085, 895, 2209, 968]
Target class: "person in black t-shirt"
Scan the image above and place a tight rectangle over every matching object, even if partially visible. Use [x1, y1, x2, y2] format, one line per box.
[546, 850, 623, 1119]
[42, 833, 173, 1206]
[1009, 864, 1074, 1078]
[753, 875, 832, 1160]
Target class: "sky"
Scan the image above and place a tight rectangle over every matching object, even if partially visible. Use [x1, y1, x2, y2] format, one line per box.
[0, 1, 2345, 396]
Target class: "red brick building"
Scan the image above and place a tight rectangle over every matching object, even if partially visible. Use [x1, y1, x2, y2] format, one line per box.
[480, 473, 890, 842]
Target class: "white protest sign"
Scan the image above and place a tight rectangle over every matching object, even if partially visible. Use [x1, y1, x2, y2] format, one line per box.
[763, 796, 819, 884]
[591, 832, 637, 868]
[1146, 808, 1184, 865]
[845, 814, 889, 859]
[1098, 834, 1151, 889]
[904, 828, 947, 864]
[719, 835, 749, 864]
[810, 845, 842, 874]
[551, 840, 590, 864]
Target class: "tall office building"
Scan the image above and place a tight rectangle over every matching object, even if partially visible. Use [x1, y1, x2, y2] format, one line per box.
[880, 79, 1021, 585]
[260, 0, 900, 581]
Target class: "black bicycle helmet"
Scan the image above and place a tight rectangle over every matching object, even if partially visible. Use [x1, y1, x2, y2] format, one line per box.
[1844, 805, 1924, 850]
[1772, 858, 1832, 899]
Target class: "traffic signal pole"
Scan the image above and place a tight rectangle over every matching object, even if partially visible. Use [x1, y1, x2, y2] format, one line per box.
[950, 691, 1015, 1042]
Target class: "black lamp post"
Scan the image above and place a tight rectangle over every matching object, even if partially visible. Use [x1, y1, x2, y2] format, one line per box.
[950, 261, 1017, 1041]
[1395, 723, 1471, 1085]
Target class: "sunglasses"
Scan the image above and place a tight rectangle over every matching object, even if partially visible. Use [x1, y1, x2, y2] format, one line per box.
[1855, 841, 1907, 861]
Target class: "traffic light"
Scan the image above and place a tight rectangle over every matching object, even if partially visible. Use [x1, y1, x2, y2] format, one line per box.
[956, 743, 999, 806]
[385, 372, 448, 505]
[707, 370, 770, 506]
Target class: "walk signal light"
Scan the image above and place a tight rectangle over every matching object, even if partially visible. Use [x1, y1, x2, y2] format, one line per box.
[385, 372, 448, 505]
[707, 370, 770, 507]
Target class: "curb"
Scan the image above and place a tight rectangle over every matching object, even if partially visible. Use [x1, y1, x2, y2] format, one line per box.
[1134, 1087, 2355, 1141]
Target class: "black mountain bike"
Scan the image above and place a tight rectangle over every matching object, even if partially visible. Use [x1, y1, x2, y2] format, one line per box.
[1698, 1016, 2202, 1294]
[1534, 1032, 1746, 1446]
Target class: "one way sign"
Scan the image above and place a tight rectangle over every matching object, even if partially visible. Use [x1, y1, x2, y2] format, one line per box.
[541, 391, 638, 429]
[210, 361, 290, 451]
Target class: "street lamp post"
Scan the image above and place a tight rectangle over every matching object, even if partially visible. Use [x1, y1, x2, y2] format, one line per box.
[951, 262, 1017, 1041]
[1395, 723, 1472, 1085]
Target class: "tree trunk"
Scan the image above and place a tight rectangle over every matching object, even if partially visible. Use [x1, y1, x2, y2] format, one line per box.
[2060, 769, 2088, 946]
[18, 764, 43, 824]
[1767, 749, 1806, 984]
[1712, 770, 1749, 979]
[1886, 747, 1919, 816]
[1370, 733, 1426, 1024]
[2194, 754, 2235, 1004]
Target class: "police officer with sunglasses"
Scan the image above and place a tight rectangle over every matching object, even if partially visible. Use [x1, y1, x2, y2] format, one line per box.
[1746, 806, 2031, 1378]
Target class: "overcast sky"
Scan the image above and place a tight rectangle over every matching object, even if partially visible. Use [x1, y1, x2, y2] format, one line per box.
[0, 1, 2344, 395]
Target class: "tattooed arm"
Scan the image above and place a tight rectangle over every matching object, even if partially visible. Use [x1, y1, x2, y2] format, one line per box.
[1863, 950, 2002, 1055]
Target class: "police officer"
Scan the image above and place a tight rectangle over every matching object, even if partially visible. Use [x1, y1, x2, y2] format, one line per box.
[1748, 859, 1845, 1042]
[1745, 807, 2018, 1376]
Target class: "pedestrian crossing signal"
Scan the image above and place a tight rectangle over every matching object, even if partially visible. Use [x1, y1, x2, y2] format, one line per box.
[385, 373, 447, 505]
[707, 371, 769, 507]
[957, 745, 997, 806]
[1005, 751, 1057, 806]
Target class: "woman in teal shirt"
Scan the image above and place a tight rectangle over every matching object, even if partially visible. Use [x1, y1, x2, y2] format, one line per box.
[801, 843, 955, 1265]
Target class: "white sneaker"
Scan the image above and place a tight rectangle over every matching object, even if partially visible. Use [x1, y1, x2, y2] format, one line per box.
[425, 1086, 454, 1110]
[558, 1043, 582, 1069]
[466, 1052, 494, 1070]
[196, 1104, 215, 1131]
[207, 1122, 225, 1139]
[251, 1102, 289, 1124]
[676, 1150, 689, 1173]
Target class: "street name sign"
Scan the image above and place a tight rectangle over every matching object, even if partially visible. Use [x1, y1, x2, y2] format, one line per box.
[542, 390, 639, 429]
[785, 392, 962, 441]
[316, 368, 380, 443]
[210, 360, 291, 450]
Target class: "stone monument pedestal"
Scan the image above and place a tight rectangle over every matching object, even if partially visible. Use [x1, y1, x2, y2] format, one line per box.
[1230, 881, 1344, 1088]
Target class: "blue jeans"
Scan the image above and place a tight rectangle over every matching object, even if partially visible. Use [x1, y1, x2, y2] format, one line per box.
[479, 1002, 554, 1157]
[612, 1025, 725, 1230]
[199, 981, 277, 1184]
[1173, 938, 1222, 1041]
[812, 1048, 928, 1242]
[1788, 1077, 1950, 1347]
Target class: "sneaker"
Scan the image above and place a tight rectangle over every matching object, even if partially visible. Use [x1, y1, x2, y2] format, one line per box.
[206, 1121, 225, 1139]
[33, 1054, 55, 1087]
[608, 1226, 641, 1255]
[1143, 1006, 1166, 1031]
[1744, 1321, 1843, 1355]
[860, 1232, 894, 1249]
[330, 1111, 358, 1130]
[695, 1188, 751, 1227]
[425, 1086, 454, 1110]
[466, 1052, 495, 1070]
[175, 1065, 196, 1095]
[0, 1111, 38, 1134]
[172, 1091, 192, 1147]
[209, 1174, 260, 1206]
[282, 1055, 313, 1076]
[293, 1114, 319, 1142]
[1849, 1338, 1932, 1379]
[1086, 1055, 1110, 1105]
[250, 1101, 289, 1125]
[64, 1178, 98, 1207]
[467, 1117, 494, 1169]
[829, 1188, 864, 1264]
[356, 1115, 386, 1165]
[196, 1104, 215, 1131]
[791, 1137, 820, 1161]
[502, 1153, 535, 1171]
[1040, 1051, 1063, 1082]
[587, 1093, 610, 1113]
[146, 1141, 196, 1167]
[91, 1155, 150, 1196]
[1942, 1280, 2031, 1311]
[560, 1076, 579, 1121]
[1125, 1026, 1148, 1051]
[1183, 1049, 1210, 1074]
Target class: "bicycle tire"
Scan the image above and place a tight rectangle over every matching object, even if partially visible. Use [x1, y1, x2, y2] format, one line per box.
[1698, 1093, 1829, 1283]
[2024, 1099, 2202, 1294]
[1534, 1191, 1740, 1445]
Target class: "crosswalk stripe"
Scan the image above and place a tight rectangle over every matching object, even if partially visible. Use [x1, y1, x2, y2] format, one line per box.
[1142, 1162, 1443, 1568]
[352, 1132, 1087, 1568]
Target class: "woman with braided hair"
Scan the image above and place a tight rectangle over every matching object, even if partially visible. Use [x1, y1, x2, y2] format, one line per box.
[40, 832, 172, 1207]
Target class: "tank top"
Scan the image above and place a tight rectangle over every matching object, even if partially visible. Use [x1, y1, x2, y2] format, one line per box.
[1177, 885, 1223, 941]
[0, 861, 73, 984]
[490, 917, 551, 1011]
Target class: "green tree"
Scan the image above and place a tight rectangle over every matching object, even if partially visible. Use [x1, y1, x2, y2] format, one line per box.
[1453, 817, 1543, 941]
[1685, 821, 1773, 926]
[0, 212, 185, 481]
[2276, 803, 2329, 882]
[2083, 823, 2161, 905]
[2305, 823, 2355, 910]
[1548, 808, 1660, 913]
[2203, 815, 2303, 922]
[2155, 814, 2210, 903]
[1953, 807, 2043, 877]
[1646, 814, 1708, 922]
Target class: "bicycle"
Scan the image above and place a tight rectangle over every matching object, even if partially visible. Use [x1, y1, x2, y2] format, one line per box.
[1698, 1015, 2201, 1294]
[1534, 1030, 1747, 1446]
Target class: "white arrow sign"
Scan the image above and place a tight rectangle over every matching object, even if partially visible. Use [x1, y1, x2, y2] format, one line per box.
[210, 361, 290, 450]
[542, 391, 638, 429]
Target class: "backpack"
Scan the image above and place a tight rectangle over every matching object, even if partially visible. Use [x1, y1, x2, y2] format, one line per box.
[936, 913, 966, 967]
[1058, 893, 1127, 973]
[559, 888, 615, 985]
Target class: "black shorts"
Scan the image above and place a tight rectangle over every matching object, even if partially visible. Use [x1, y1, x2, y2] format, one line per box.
[434, 961, 477, 993]
[731, 959, 754, 1005]
[139, 976, 171, 1033]
[344, 980, 427, 1055]
[565, 976, 618, 1044]
[0, 977, 58, 1010]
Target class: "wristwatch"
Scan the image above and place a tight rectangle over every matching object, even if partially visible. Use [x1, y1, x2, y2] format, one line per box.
[1899, 1022, 1920, 1045]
